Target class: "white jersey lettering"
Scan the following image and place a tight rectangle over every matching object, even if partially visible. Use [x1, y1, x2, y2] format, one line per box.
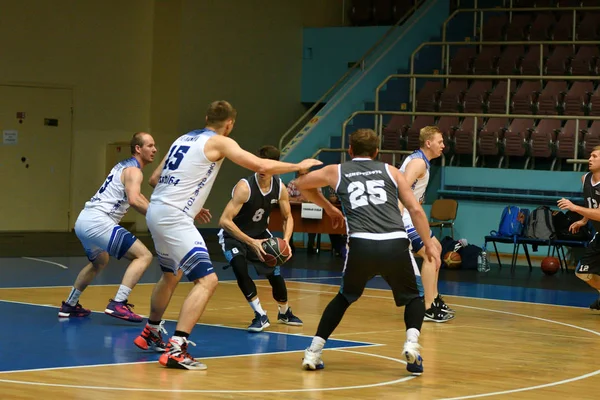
[150, 129, 223, 218]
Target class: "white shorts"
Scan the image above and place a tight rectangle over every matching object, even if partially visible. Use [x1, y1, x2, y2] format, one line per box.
[402, 210, 434, 254]
[74, 209, 137, 261]
[146, 203, 214, 281]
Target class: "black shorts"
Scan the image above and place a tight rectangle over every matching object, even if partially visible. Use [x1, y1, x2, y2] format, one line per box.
[220, 231, 275, 276]
[576, 234, 600, 275]
[340, 237, 420, 307]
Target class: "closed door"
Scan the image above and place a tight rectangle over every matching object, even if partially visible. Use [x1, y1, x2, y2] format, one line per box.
[0, 85, 73, 231]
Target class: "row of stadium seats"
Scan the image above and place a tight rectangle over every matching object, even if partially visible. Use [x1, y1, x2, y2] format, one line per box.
[382, 115, 599, 166]
[415, 78, 600, 115]
[482, 9, 600, 41]
[448, 44, 599, 76]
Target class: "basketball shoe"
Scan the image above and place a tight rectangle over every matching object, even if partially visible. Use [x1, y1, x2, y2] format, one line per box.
[134, 321, 168, 352]
[104, 299, 143, 323]
[435, 294, 455, 314]
[159, 338, 207, 370]
[302, 348, 325, 370]
[277, 308, 303, 326]
[590, 297, 600, 310]
[248, 311, 270, 332]
[424, 304, 454, 323]
[403, 341, 424, 375]
[58, 301, 91, 318]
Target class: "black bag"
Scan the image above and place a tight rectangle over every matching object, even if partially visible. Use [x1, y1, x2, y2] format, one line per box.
[555, 210, 593, 241]
[439, 236, 481, 270]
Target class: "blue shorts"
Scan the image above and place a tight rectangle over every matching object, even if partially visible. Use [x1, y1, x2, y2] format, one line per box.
[74, 209, 137, 261]
[402, 210, 434, 253]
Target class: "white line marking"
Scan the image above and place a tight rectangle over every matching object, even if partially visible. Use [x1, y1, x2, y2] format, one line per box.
[0, 350, 415, 393]
[21, 257, 68, 270]
[3, 271, 600, 396]
[271, 276, 594, 310]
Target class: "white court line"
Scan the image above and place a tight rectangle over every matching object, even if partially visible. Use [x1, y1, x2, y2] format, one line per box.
[1, 279, 600, 396]
[278, 277, 594, 310]
[0, 349, 414, 393]
[0, 297, 381, 346]
[21, 257, 68, 270]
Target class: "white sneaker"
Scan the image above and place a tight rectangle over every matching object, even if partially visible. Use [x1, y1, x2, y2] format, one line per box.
[403, 341, 424, 375]
[302, 348, 324, 370]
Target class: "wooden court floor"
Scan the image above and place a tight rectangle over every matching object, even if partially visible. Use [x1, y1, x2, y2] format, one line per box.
[1, 279, 599, 400]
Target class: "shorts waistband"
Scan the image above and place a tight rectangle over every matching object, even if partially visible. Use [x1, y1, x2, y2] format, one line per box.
[349, 231, 407, 240]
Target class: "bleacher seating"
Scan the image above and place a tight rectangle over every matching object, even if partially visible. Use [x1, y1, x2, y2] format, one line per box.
[378, 2, 600, 170]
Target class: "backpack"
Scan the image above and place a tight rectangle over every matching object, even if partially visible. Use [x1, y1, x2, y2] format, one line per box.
[439, 236, 482, 270]
[554, 210, 593, 241]
[491, 206, 529, 237]
[525, 206, 556, 239]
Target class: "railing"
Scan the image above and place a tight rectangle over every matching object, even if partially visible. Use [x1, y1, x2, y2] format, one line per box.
[440, 5, 600, 65]
[311, 148, 414, 168]
[375, 73, 600, 118]
[340, 110, 600, 167]
[407, 40, 600, 84]
[277, 0, 427, 151]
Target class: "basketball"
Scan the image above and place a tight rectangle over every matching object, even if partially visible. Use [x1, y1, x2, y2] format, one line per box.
[261, 237, 291, 267]
[541, 256, 560, 275]
[443, 251, 462, 269]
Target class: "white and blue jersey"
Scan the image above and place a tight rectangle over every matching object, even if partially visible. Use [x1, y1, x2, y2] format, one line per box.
[151, 129, 223, 218]
[399, 150, 433, 254]
[399, 149, 430, 205]
[84, 157, 141, 222]
[75, 157, 140, 261]
[147, 128, 223, 281]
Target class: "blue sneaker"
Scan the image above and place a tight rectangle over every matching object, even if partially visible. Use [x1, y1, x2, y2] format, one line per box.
[248, 312, 270, 332]
[278, 308, 303, 326]
[403, 341, 423, 375]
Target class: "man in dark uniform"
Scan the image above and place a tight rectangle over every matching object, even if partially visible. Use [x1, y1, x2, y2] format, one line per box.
[558, 145, 600, 310]
[218, 145, 302, 332]
[295, 129, 440, 376]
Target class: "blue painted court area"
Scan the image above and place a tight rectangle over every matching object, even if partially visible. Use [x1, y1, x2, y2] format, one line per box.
[0, 300, 372, 373]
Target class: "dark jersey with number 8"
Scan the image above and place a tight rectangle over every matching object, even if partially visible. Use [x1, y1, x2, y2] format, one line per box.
[336, 158, 405, 235]
[223, 173, 281, 239]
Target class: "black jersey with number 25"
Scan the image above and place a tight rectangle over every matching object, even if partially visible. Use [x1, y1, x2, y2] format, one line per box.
[336, 158, 405, 235]
[226, 173, 281, 239]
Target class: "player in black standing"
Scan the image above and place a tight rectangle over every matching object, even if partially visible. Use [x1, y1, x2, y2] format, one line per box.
[294, 129, 440, 375]
[558, 146, 600, 310]
[218, 145, 302, 332]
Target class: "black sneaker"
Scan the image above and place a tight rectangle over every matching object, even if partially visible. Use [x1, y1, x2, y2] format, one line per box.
[435, 295, 455, 314]
[590, 297, 600, 310]
[424, 305, 455, 323]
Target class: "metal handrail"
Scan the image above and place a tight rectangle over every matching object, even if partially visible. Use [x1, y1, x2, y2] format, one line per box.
[441, 6, 600, 52]
[407, 40, 600, 83]
[375, 72, 600, 116]
[340, 110, 600, 167]
[277, 0, 427, 151]
[312, 148, 415, 168]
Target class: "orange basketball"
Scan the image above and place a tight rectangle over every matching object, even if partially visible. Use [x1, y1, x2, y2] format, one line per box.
[541, 256, 560, 275]
[443, 251, 462, 269]
[261, 238, 291, 267]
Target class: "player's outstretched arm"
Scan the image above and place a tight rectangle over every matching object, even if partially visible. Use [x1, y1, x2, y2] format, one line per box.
[206, 135, 322, 175]
[295, 165, 345, 229]
[218, 181, 267, 260]
[278, 184, 294, 244]
[122, 168, 150, 216]
[149, 153, 168, 188]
